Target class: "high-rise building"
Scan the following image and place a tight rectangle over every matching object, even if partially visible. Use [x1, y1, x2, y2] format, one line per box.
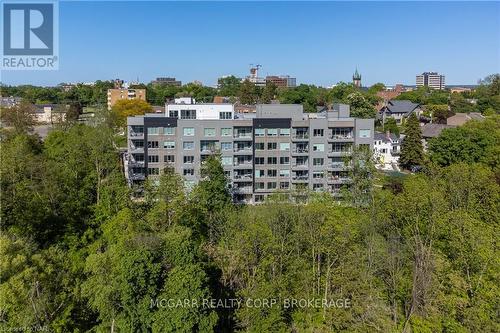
[151, 77, 182, 87]
[125, 100, 374, 204]
[265, 75, 297, 88]
[416, 72, 445, 90]
[107, 88, 146, 110]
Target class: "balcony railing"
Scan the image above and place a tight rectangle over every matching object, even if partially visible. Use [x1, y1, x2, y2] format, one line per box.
[234, 146, 253, 152]
[129, 131, 144, 137]
[292, 175, 309, 181]
[293, 148, 309, 153]
[233, 161, 252, 166]
[234, 174, 253, 180]
[329, 134, 354, 140]
[292, 134, 309, 139]
[234, 133, 252, 139]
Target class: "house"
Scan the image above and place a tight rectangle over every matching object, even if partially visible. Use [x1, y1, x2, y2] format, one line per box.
[379, 100, 422, 124]
[446, 112, 485, 126]
[420, 123, 454, 150]
[373, 132, 401, 171]
[34, 104, 67, 124]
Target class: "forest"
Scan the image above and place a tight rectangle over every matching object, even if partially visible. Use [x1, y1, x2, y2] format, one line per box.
[0, 103, 499, 332]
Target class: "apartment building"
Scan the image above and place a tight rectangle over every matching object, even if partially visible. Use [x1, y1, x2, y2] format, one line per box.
[265, 75, 297, 88]
[125, 100, 374, 204]
[107, 88, 146, 110]
[416, 72, 445, 90]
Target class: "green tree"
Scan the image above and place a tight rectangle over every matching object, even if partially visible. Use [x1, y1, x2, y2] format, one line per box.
[399, 113, 424, 169]
[346, 92, 376, 118]
[238, 79, 257, 105]
[111, 99, 152, 128]
[218, 75, 242, 97]
[0, 101, 37, 135]
[383, 117, 400, 136]
[261, 82, 277, 103]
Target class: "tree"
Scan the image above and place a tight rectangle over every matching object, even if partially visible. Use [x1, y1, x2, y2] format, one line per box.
[425, 104, 452, 124]
[346, 92, 376, 118]
[261, 82, 277, 103]
[238, 79, 257, 105]
[383, 117, 400, 136]
[0, 101, 36, 135]
[399, 113, 424, 170]
[368, 82, 386, 95]
[111, 99, 152, 128]
[217, 75, 242, 97]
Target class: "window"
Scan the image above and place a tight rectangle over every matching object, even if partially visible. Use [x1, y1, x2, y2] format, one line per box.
[183, 169, 195, 176]
[221, 156, 232, 166]
[148, 155, 159, 163]
[280, 182, 290, 190]
[169, 110, 178, 118]
[147, 127, 160, 135]
[313, 184, 324, 191]
[255, 170, 265, 178]
[313, 129, 324, 137]
[280, 157, 290, 165]
[359, 129, 371, 138]
[255, 182, 265, 190]
[183, 141, 194, 150]
[279, 142, 290, 151]
[267, 169, 277, 177]
[267, 182, 277, 189]
[255, 157, 265, 165]
[131, 140, 144, 148]
[219, 112, 232, 120]
[204, 128, 216, 137]
[313, 158, 324, 166]
[133, 154, 144, 161]
[221, 142, 232, 151]
[313, 171, 324, 178]
[148, 168, 159, 175]
[267, 157, 277, 165]
[147, 141, 159, 148]
[184, 156, 194, 164]
[267, 128, 278, 136]
[164, 155, 175, 163]
[279, 169, 290, 177]
[221, 128, 232, 136]
[183, 127, 195, 136]
[255, 142, 265, 150]
[255, 128, 265, 137]
[280, 128, 290, 136]
[163, 127, 175, 135]
[267, 142, 277, 150]
[163, 141, 175, 149]
[313, 144, 325, 152]
[255, 195, 265, 203]
[180, 109, 196, 119]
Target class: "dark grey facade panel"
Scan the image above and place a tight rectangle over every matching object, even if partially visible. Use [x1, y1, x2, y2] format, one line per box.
[253, 118, 291, 129]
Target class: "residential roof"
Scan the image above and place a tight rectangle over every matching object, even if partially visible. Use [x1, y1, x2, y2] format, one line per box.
[374, 132, 399, 143]
[421, 123, 454, 138]
[381, 100, 420, 116]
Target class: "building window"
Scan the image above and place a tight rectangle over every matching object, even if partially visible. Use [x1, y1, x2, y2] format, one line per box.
[313, 158, 324, 166]
[133, 154, 144, 161]
[359, 129, 371, 138]
[147, 127, 160, 135]
[280, 128, 290, 136]
[183, 141, 194, 150]
[184, 156, 194, 164]
[255, 170, 264, 178]
[267, 128, 278, 136]
[147, 141, 159, 148]
[219, 112, 232, 120]
[280, 182, 290, 190]
[254, 195, 265, 203]
[255, 142, 265, 150]
[313, 171, 324, 178]
[267, 142, 277, 150]
[169, 110, 179, 118]
[255, 182, 265, 190]
[183, 127, 195, 136]
[313, 184, 324, 191]
[267, 169, 277, 177]
[164, 155, 175, 163]
[313, 129, 324, 137]
[313, 143, 324, 152]
[280, 156, 290, 165]
[148, 168, 159, 175]
[148, 155, 159, 163]
[267, 157, 277, 165]
[183, 168, 195, 176]
[221, 128, 232, 136]
[279, 142, 290, 151]
[255, 128, 265, 137]
[164, 127, 175, 135]
[180, 109, 196, 119]
[132, 140, 144, 148]
[279, 169, 290, 177]
[163, 141, 175, 149]
[267, 182, 277, 189]
[221, 156, 232, 166]
[255, 157, 265, 165]
[204, 128, 216, 137]
[221, 142, 232, 151]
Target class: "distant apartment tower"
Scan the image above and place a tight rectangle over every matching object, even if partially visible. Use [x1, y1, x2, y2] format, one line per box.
[416, 72, 445, 90]
[151, 77, 182, 87]
[265, 75, 297, 88]
[107, 88, 146, 110]
[125, 100, 374, 204]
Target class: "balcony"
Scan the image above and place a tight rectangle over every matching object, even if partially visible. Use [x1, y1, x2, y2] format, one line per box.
[327, 177, 350, 184]
[234, 174, 253, 181]
[233, 186, 253, 194]
[292, 133, 309, 141]
[129, 131, 144, 138]
[328, 162, 346, 170]
[291, 175, 309, 182]
[292, 162, 308, 169]
[129, 173, 145, 181]
[233, 133, 252, 139]
[328, 150, 351, 157]
[233, 161, 253, 167]
[328, 134, 354, 142]
[292, 148, 309, 154]
[233, 146, 253, 154]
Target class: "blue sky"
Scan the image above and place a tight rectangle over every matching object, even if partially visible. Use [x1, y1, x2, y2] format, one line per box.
[2, 1, 499, 87]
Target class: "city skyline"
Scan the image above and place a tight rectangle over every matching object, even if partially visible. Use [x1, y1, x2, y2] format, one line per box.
[1, 1, 499, 87]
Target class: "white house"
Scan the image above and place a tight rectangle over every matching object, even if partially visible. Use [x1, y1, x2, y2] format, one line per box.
[373, 132, 401, 171]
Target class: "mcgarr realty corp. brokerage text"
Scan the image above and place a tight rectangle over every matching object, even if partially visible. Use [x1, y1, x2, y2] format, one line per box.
[151, 298, 352, 309]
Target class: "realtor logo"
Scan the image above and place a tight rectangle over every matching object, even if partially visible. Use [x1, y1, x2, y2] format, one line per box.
[2, 1, 58, 70]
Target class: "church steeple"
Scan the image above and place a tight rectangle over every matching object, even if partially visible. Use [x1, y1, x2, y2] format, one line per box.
[353, 68, 362, 87]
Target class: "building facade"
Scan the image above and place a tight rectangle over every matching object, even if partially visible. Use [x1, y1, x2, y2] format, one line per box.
[107, 88, 146, 110]
[373, 132, 400, 171]
[151, 77, 182, 87]
[416, 72, 445, 90]
[265, 75, 297, 88]
[125, 101, 374, 204]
